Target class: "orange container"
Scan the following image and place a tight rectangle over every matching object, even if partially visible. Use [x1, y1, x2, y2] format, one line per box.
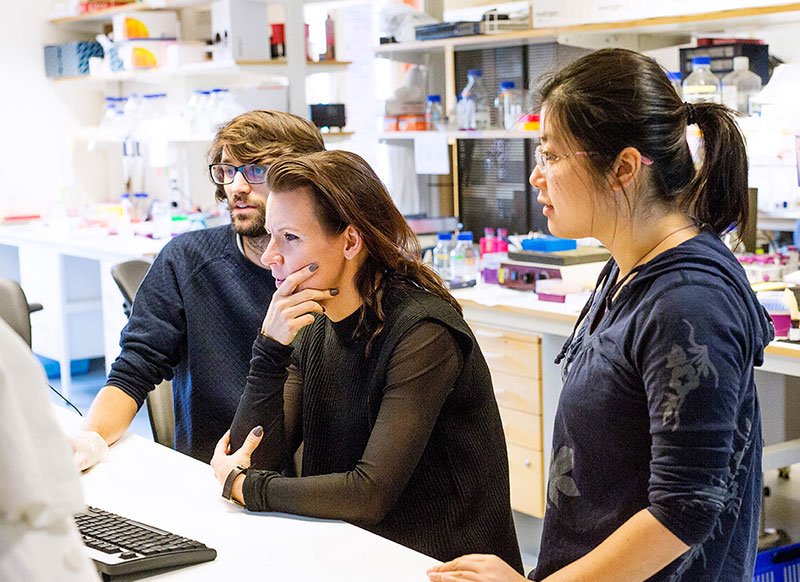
[397, 114, 427, 131]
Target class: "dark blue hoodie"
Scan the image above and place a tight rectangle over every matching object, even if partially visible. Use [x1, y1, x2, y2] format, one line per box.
[531, 228, 774, 581]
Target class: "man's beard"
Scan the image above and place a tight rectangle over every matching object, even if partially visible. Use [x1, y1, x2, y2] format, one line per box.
[229, 203, 266, 238]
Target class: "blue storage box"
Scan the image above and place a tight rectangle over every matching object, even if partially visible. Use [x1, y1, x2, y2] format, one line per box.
[44, 45, 62, 78]
[60, 41, 103, 77]
[36, 355, 91, 379]
[754, 542, 800, 581]
[520, 236, 577, 252]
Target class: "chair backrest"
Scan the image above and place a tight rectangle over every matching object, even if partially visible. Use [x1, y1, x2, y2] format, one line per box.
[110, 260, 175, 449]
[0, 279, 33, 348]
[110, 260, 153, 318]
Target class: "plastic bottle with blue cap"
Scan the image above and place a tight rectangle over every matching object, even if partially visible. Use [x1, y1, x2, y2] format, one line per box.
[682, 56, 721, 105]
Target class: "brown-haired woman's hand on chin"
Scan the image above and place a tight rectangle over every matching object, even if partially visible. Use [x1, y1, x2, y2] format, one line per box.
[427, 555, 528, 582]
[260, 263, 336, 345]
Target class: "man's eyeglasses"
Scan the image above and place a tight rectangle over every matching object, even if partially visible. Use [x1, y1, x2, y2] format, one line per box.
[208, 163, 269, 185]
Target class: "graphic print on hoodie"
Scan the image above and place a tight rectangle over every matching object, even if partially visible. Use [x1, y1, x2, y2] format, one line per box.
[531, 228, 774, 582]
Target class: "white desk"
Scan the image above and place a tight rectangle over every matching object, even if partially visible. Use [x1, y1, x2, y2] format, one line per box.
[0, 225, 168, 397]
[57, 410, 439, 581]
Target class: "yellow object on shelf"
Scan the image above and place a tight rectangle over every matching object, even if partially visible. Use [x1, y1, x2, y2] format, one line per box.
[132, 46, 157, 68]
[124, 17, 149, 39]
[112, 11, 178, 41]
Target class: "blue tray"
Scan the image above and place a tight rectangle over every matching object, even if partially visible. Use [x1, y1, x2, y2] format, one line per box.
[520, 236, 577, 252]
[754, 542, 800, 581]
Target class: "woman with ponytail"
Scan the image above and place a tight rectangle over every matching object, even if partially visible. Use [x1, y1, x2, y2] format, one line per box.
[211, 149, 522, 572]
[429, 48, 773, 581]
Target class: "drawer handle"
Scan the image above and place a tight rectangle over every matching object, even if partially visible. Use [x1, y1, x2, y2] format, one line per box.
[524, 458, 532, 468]
[476, 329, 504, 339]
[483, 351, 505, 360]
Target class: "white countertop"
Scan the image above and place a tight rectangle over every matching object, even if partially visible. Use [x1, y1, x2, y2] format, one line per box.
[0, 223, 169, 260]
[56, 408, 440, 581]
[450, 281, 584, 321]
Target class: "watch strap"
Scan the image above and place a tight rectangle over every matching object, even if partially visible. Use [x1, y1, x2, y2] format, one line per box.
[222, 464, 249, 504]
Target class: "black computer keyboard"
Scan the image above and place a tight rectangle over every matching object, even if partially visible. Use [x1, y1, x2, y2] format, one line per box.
[74, 506, 217, 580]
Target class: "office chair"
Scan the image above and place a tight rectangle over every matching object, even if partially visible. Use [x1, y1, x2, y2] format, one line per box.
[0, 278, 42, 348]
[110, 260, 175, 449]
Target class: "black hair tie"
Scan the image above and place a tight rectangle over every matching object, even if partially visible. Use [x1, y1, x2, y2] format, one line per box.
[684, 102, 698, 126]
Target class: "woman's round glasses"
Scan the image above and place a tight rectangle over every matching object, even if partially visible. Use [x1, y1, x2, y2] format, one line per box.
[208, 163, 269, 185]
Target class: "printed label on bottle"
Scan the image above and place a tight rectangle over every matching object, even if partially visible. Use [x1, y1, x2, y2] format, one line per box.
[684, 85, 718, 93]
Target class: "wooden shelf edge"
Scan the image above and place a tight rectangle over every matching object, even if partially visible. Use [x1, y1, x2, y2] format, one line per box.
[50, 58, 348, 85]
[48, 0, 212, 24]
[49, 2, 146, 24]
[374, 3, 800, 54]
[378, 130, 541, 141]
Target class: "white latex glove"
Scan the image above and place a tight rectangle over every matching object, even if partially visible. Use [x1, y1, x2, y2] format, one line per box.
[69, 430, 109, 471]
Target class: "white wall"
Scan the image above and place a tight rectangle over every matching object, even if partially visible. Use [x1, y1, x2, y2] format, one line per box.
[0, 2, 106, 219]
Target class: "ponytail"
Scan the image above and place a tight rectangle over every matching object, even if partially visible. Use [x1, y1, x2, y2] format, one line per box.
[682, 103, 749, 236]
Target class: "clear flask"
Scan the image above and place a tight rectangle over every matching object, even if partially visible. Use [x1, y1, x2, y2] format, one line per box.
[433, 231, 453, 280]
[183, 90, 205, 134]
[721, 56, 762, 116]
[99, 97, 119, 130]
[682, 56, 721, 105]
[459, 70, 490, 130]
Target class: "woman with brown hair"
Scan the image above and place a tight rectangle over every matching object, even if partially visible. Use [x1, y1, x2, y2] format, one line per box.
[428, 48, 772, 581]
[210, 149, 523, 570]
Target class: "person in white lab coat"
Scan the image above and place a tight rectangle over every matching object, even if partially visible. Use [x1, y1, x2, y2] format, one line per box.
[0, 317, 98, 582]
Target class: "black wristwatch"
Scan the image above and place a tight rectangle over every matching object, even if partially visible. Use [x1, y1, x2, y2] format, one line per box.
[222, 464, 249, 505]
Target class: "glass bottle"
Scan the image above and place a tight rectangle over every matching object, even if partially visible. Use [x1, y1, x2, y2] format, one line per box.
[459, 69, 490, 130]
[433, 231, 453, 280]
[450, 231, 478, 283]
[425, 95, 445, 131]
[495, 81, 522, 130]
[666, 71, 682, 96]
[721, 56, 762, 116]
[682, 56, 721, 105]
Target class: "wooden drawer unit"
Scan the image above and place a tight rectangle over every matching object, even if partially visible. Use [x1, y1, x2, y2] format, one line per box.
[467, 319, 545, 517]
[492, 369, 542, 414]
[498, 406, 542, 451]
[472, 325, 541, 379]
[507, 442, 545, 518]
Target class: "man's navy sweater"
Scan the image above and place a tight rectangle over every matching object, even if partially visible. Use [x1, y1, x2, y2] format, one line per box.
[107, 224, 276, 463]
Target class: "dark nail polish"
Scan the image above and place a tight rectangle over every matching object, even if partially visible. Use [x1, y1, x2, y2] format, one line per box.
[253, 426, 263, 437]
[309, 263, 319, 272]
[330, 288, 339, 296]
